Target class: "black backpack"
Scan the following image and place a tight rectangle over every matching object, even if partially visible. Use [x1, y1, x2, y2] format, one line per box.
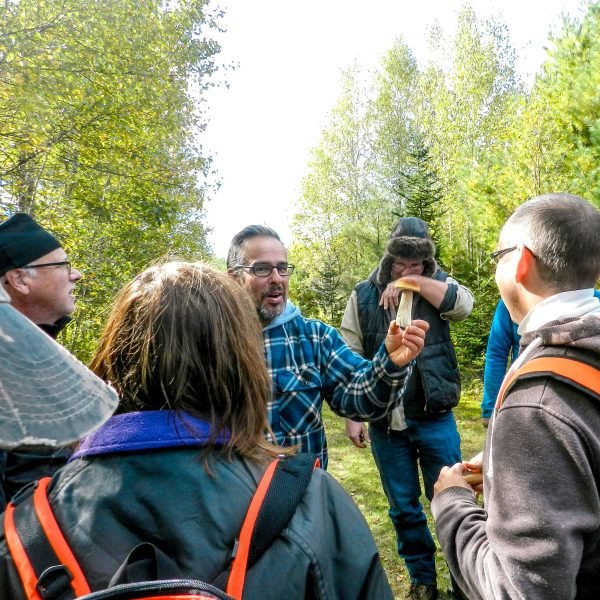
[5, 453, 317, 600]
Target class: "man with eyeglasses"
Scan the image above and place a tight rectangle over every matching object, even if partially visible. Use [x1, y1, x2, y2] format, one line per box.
[0, 212, 83, 510]
[432, 194, 600, 600]
[0, 213, 82, 338]
[340, 216, 473, 600]
[227, 224, 429, 469]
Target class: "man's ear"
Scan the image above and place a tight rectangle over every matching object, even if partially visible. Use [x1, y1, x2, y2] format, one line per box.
[515, 246, 536, 285]
[4, 268, 31, 295]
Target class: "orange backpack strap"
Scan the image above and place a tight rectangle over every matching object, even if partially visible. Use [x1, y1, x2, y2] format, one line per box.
[5, 456, 317, 600]
[496, 356, 600, 410]
[225, 453, 317, 599]
[4, 477, 91, 600]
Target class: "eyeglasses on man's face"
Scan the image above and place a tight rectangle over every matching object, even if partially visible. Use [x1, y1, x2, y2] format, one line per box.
[23, 261, 72, 276]
[392, 260, 424, 272]
[234, 263, 295, 277]
[489, 246, 517, 264]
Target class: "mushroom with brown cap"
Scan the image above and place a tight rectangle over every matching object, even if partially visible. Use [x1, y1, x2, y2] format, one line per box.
[394, 277, 421, 328]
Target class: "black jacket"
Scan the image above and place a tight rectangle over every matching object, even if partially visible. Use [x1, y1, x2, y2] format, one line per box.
[0, 424, 392, 599]
[355, 270, 461, 418]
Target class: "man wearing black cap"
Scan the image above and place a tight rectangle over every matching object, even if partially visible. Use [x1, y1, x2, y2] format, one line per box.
[0, 213, 82, 337]
[0, 213, 83, 510]
[341, 217, 473, 600]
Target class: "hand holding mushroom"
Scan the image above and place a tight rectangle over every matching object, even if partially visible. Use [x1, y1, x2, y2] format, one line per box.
[384, 317, 429, 367]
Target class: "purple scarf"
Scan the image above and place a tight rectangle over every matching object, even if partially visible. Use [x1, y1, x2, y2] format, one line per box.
[70, 411, 230, 460]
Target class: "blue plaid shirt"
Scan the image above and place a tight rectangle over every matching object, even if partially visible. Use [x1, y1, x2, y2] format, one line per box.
[263, 302, 411, 468]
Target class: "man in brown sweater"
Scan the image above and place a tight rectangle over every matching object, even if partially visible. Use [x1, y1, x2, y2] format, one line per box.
[432, 193, 600, 599]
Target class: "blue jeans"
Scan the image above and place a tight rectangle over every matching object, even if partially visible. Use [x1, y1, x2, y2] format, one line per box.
[369, 412, 461, 585]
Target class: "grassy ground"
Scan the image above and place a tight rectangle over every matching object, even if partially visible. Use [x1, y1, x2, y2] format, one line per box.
[324, 383, 486, 599]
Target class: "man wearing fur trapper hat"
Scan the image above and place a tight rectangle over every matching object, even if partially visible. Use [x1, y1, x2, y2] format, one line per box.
[341, 216, 473, 600]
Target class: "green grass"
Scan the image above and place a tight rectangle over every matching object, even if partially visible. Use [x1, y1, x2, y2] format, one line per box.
[323, 382, 486, 599]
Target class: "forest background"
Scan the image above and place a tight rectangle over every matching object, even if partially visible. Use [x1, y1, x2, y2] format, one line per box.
[2, 0, 600, 378]
[2, 3, 599, 596]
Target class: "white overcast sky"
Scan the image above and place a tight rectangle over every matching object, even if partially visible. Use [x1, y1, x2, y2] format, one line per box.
[202, 0, 587, 258]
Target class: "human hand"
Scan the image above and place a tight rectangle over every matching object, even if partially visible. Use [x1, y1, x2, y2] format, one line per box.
[467, 451, 483, 467]
[379, 281, 401, 311]
[462, 452, 484, 493]
[481, 417, 490, 429]
[384, 319, 429, 366]
[434, 463, 473, 496]
[462, 465, 483, 493]
[346, 419, 370, 448]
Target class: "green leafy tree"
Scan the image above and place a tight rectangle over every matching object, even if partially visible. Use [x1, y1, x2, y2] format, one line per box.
[491, 2, 600, 208]
[292, 3, 600, 378]
[415, 6, 522, 270]
[312, 261, 346, 325]
[371, 40, 419, 220]
[0, 0, 221, 359]
[292, 6, 523, 371]
[291, 66, 385, 324]
[393, 138, 445, 248]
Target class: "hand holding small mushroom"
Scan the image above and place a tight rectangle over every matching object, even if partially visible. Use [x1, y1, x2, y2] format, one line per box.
[383, 318, 429, 367]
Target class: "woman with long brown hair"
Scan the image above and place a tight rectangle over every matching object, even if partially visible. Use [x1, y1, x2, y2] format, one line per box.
[0, 262, 394, 599]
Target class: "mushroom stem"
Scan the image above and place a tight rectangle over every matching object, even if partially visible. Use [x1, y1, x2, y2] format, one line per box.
[395, 289, 413, 328]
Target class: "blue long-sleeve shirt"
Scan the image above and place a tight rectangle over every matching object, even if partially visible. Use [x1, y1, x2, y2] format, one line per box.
[481, 300, 519, 419]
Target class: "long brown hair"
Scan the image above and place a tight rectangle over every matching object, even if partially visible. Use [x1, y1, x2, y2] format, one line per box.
[90, 261, 283, 462]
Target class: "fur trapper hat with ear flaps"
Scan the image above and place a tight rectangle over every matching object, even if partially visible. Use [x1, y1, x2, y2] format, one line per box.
[377, 217, 437, 285]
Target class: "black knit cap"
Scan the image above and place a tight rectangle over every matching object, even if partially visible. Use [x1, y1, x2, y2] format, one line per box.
[0, 213, 61, 276]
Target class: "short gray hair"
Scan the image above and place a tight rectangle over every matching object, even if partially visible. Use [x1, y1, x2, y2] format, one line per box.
[506, 193, 600, 290]
[226, 225, 282, 271]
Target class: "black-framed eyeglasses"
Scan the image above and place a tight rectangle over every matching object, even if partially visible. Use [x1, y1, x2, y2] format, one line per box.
[489, 247, 517, 264]
[23, 261, 72, 276]
[234, 263, 295, 277]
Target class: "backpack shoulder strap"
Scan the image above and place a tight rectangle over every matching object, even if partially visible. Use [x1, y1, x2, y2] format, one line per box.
[5, 455, 317, 600]
[225, 453, 317, 599]
[4, 477, 91, 600]
[497, 356, 600, 410]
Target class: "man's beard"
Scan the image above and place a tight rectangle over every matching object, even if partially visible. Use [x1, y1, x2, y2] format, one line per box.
[256, 285, 286, 324]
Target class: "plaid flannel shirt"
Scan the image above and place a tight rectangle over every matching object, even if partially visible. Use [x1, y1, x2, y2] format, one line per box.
[263, 302, 411, 468]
